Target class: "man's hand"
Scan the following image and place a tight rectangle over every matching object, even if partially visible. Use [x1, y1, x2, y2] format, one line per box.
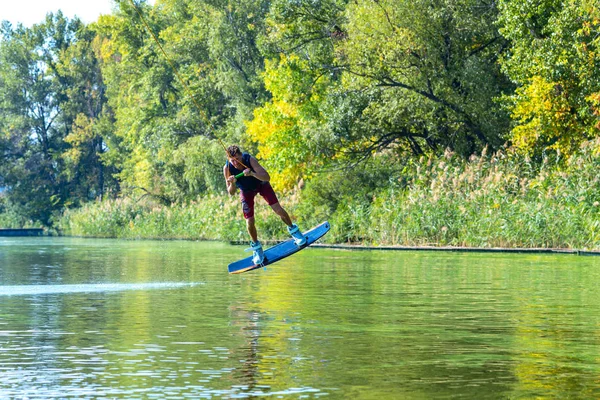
[243, 168, 253, 177]
[224, 165, 238, 195]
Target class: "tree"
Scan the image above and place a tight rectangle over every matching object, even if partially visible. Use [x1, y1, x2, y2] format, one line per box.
[96, 0, 272, 201]
[338, 0, 511, 155]
[498, 0, 600, 157]
[58, 23, 119, 204]
[246, 54, 332, 191]
[0, 13, 113, 223]
[248, 0, 512, 190]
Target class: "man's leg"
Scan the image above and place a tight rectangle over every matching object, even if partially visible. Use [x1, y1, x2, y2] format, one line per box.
[261, 183, 305, 246]
[241, 191, 264, 264]
[241, 190, 258, 242]
[271, 202, 306, 246]
[246, 217, 258, 243]
[270, 202, 293, 227]
[258, 183, 292, 227]
[246, 217, 264, 264]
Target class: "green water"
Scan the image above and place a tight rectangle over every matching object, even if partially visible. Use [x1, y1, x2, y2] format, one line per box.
[1, 237, 600, 399]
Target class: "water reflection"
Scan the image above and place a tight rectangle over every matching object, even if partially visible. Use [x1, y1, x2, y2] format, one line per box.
[1, 238, 600, 398]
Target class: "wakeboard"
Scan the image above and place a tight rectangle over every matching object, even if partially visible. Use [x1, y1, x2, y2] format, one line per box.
[228, 221, 330, 274]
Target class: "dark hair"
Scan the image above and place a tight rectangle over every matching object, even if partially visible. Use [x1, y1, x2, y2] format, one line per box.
[227, 145, 241, 157]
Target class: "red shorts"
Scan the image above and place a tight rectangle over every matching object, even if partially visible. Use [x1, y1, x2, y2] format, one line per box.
[240, 182, 279, 219]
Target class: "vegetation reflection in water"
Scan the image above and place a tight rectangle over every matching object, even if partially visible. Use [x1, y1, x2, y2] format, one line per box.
[1, 237, 600, 398]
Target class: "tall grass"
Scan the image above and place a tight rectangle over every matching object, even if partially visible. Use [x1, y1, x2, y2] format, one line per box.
[0, 212, 38, 229]
[315, 144, 600, 249]
[57, 141, 600, 249]
[0, 197, 41, 229]
[58, 194, 299, 243]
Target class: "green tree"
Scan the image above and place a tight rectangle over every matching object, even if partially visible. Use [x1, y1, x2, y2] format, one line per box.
[250, 0, 511, 189]
[498, 0, 600, 157]
[58, 24, 119, 204]
[205, 0, 271, 114]
[339, 0, 511, 155]
[96, 0, 272, 201]
[0, 13, 113, 224]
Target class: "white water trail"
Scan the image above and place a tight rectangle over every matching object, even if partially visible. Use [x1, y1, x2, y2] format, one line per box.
[0, 282, 203, 296]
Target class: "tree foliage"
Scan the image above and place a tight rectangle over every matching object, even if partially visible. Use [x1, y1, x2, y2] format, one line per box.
[498, 0, 600, 157]
[94, 0, 270, 201]
[0, 13, 114, 224]
[248, 0, 512, 190]
[1, 0, 600, 225]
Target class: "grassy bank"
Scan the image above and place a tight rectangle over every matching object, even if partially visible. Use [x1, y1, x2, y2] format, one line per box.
[57, 194, 295, 242]
[0, 199, 42, 229]
[56, 143, 600, 250]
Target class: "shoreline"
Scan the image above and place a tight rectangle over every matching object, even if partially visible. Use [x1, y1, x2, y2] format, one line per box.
[311, 243, 600, 256]
[9, 234, 600, 256]
[230, 240, 600, 256]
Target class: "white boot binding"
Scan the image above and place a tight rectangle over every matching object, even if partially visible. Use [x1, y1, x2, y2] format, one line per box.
[244, 241, 265, 265]
[287, 224, 307, 246]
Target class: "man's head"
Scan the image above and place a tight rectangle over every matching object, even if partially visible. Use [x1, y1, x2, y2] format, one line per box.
[227, 145, 244, 169]
[227, 145, 241, 158]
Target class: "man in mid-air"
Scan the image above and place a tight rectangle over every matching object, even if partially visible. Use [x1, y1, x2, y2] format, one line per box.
[224, 145, 306, 265]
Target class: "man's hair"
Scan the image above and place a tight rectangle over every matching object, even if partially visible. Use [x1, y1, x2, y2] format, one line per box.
[227, 145, 241, 157]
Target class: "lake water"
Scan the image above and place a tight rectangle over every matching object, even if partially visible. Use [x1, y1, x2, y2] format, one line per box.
[1, 237, 600, 398]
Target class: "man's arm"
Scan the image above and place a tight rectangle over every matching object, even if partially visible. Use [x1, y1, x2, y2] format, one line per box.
[223, 165, 237, 195]
[245, 157, 271, 182]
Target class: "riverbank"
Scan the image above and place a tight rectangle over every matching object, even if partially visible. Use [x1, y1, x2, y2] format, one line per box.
[309, 243, 600, 256]
[228, 240, 600, 256]
[0, 228, 44, 237]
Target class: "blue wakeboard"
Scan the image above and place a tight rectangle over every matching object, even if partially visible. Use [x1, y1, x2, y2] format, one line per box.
[228, 221, 330, 274]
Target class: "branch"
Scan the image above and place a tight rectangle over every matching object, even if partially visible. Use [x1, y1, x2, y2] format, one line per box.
[372, 0, 396, 32]
[467, 36, 501, 58]
[345, 68, 489, 144]
[128, 186, 173, 205]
